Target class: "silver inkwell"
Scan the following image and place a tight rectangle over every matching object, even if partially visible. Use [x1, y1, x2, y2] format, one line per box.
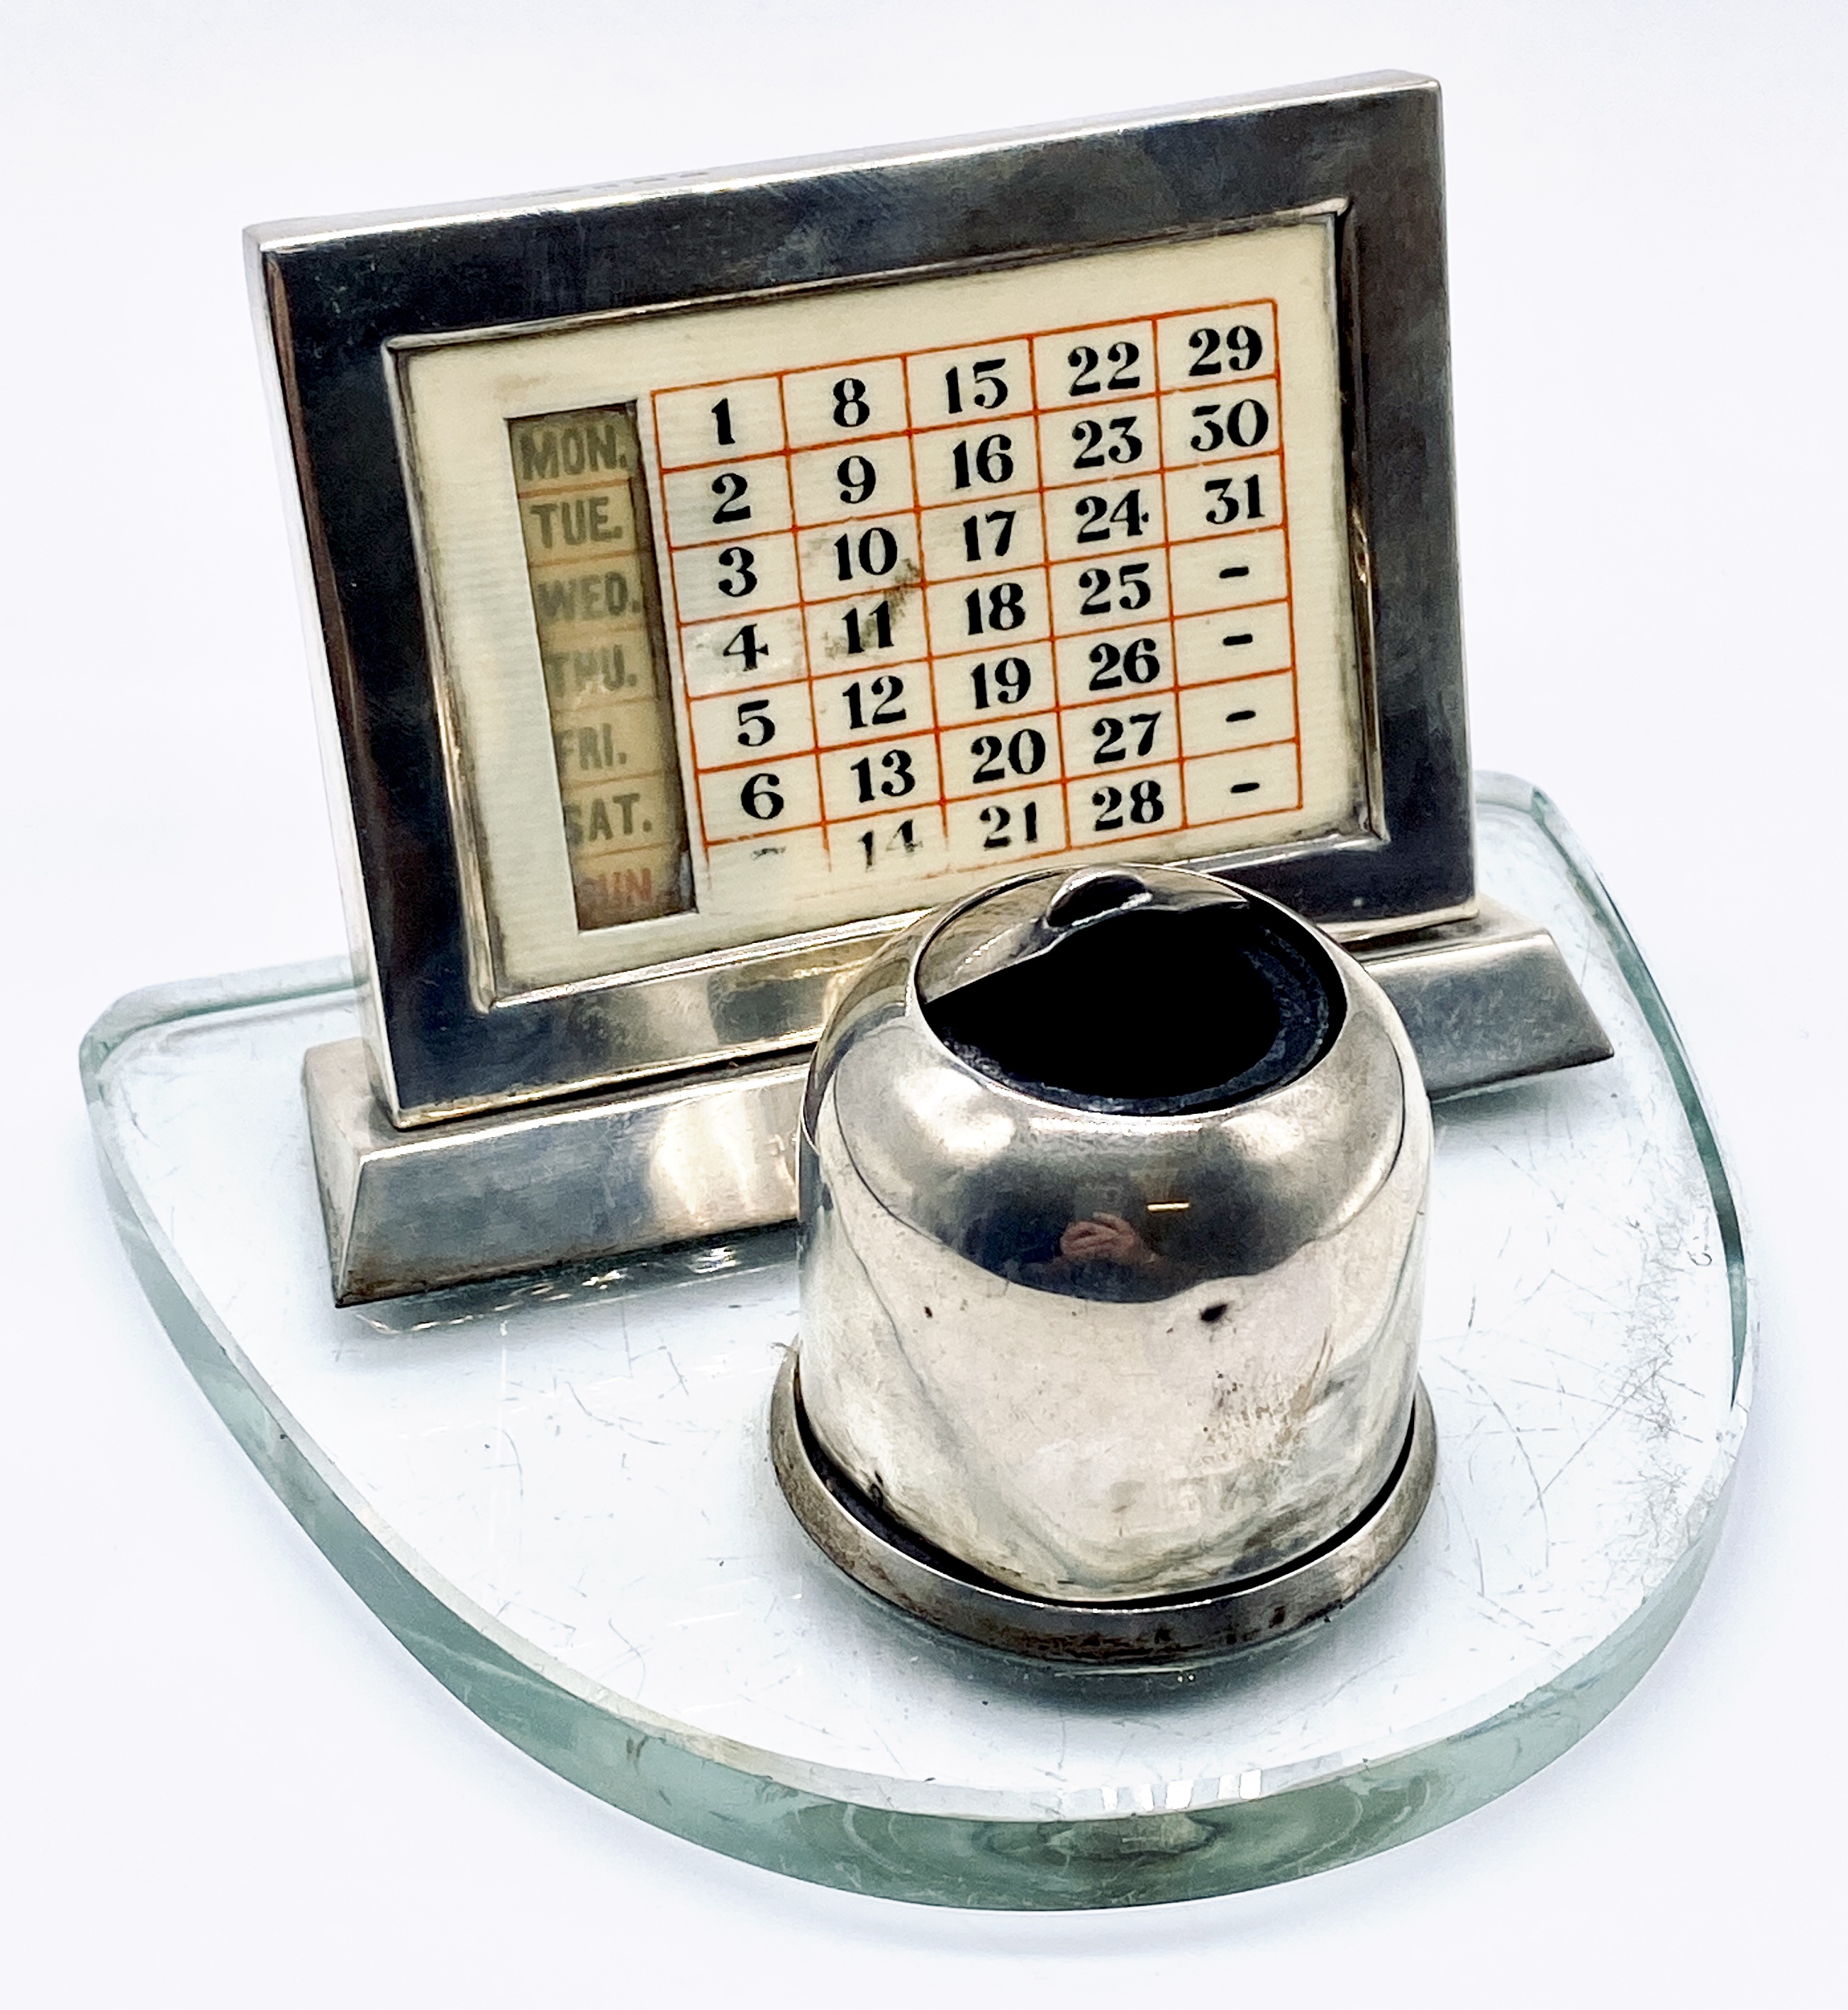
[774, 863, 1435, 1663]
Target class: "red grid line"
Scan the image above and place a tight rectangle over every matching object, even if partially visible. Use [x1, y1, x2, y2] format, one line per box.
[667, 425, 913, 478]
[1265, 306, 1306, 818]
[670, 590, 806, 622]
[895, 367, 952, 849]
[776, 369, 829, 860]
[1021, 331, 1070, 830]
[645, 381, 712, 864]
[1164, 521, 1289, 552]
[705, 818, 826, 848]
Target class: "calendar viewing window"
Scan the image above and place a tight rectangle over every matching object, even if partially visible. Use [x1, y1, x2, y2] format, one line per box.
[506, 406, 691, 929]
[399, 218, 1369, 998]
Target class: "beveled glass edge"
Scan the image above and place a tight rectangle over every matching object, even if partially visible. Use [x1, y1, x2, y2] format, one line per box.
[1474, 772, 1753, 1401]
[77, 778, 1752, 1908]
[79, 956, 356, 1081]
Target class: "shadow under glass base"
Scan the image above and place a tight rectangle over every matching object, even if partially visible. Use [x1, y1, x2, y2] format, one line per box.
[79, 777, 1751, 1910]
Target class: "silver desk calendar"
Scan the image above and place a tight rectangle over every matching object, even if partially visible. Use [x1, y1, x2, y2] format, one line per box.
[83, 74, 1747, 1906]
[252, 72, 1605, 1299]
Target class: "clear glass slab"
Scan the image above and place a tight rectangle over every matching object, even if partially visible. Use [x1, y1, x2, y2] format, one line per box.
[81, 777, 1751, 1909]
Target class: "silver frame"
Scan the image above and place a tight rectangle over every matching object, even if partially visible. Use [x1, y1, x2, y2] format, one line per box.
[252, 70, 1471, 1125]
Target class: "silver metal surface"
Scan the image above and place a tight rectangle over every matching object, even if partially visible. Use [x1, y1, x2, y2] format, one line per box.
[304, 895, 1606, 1302]
[304, 1039, 804, 1306]
[789, 865, 1432, 1607]
[770, 1353, 1436, 1665]
[1364, 895, 1612, 1094]
[255, 72, 1475, 1125]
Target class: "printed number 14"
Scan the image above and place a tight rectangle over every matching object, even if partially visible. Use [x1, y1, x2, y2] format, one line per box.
[858, 820, 921, 869]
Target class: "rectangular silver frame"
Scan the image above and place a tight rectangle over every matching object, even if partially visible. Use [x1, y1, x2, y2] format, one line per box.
[252, 70, 1471, 1125]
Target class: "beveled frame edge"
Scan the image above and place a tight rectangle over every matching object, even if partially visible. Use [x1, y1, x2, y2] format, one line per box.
[250, 71, 1471, 1124]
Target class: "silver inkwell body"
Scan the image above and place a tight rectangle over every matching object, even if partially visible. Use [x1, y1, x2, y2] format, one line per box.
[772, 864, 1435, 1663]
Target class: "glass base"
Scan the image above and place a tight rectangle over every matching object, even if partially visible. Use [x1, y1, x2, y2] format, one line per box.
[80, 777, 1751, 1910]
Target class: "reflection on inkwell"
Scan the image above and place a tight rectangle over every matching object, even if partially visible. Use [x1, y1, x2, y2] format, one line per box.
[924, 871, 1340, 1301]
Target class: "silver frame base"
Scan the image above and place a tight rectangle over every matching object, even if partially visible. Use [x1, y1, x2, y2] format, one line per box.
[770, 1353, 1437, 1666]
[304, 897, 1609, 1305]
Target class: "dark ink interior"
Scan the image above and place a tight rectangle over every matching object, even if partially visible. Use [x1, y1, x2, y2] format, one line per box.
[924, 898, 1343, 1115]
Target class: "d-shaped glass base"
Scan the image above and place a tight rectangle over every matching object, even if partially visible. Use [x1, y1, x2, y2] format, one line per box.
[80, 778, 1749, 1910]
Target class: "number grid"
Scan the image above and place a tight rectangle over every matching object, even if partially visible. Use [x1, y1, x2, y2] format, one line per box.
[651, 298, 1303, 890]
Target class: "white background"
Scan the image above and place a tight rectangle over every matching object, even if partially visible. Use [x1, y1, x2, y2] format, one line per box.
[2, 3, 1841, 2001]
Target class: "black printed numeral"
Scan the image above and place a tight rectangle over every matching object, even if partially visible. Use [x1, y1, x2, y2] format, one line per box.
[969, 727, 1048, 784]
[721, 622, 767, 671]
[858, 819, 921, 869]
[842, 603, 894, 654]
[1074, 489, 1150, 544]
[952, 435, 1015, 488]
[944, 358, 1008, 413]
[1092, 778, 1167, 830]
[833, 527, 901, 581]
[1186, 324, 1266, 376]
[969, 657, 1032, 710]
[1188, 400, 1269, 453]
[1066, 341, 1142, 397]
[981, 801, 1042, 849]
[1203, 474, 1267, 526]
[710, 471, 751, 524]
[965, 581, 1028, 635]
[1090, 712, 1162, 765]
[1071, 416, 1142, 469]
[1086, 637, 1161, 690]
[836, 456, 877, 505]
[843, 676, 906, 730]
[960, 510, 1016, 562]
[1076, 563, 1152, 616]
[740, 771, 784, 820]
[715, 546, 757, 598]
[850, 748, 918, 803]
